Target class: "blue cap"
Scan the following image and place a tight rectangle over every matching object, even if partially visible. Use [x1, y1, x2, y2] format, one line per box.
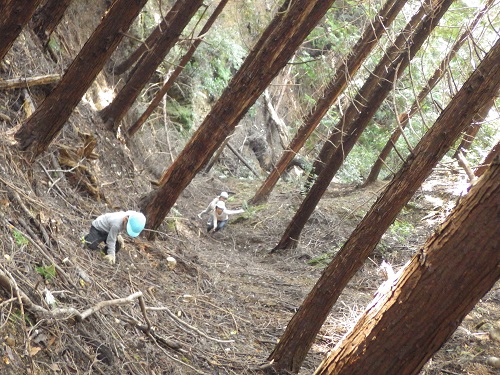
[126, 212, 146, 237]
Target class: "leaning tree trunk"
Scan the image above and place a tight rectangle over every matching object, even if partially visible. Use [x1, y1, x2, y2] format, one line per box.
[127, 0, 229, 137]
[475, 141, 499, 178]
[313, 156, 500, 375]
[100, 0, 203, 131]
[266, 37, 500, 374]
[31, 0, 73, 41]
[275, 0, 452, 251]
[453, 96, 496, 158]
[112, 3, 178, 76]
[249, 0, 406, 205]
[14, 0, 148, 158]
[0, 0, 43, 61]
[141, 0, 338, 236]
[364, 0, 494, 186]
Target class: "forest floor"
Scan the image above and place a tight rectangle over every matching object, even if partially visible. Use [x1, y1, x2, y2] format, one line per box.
[0, 114, 498, 374]
[0, 12, 498, 374]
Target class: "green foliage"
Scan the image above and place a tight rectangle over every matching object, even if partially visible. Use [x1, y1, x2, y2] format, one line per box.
[307, 252, 334, 267]
[389, 219, 414, 243]
[12, 230, 28, 247]
[240, 200, 263, 218]
[186, 29, 247, 101]
[165, 99, 193, 134]
[35, 264, 57, 281]
[9, 310, 33, 326]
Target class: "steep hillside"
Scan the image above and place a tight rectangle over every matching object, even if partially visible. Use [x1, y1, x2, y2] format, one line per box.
[0, 2, 498, 375]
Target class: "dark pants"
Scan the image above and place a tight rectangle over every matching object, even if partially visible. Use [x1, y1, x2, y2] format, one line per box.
[207, 220, 228, 232]
[84, 225, 121, 254]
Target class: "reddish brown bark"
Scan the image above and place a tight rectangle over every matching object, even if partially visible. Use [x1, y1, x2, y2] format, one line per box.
[127, 0, 229, 137]
[266, 38, 500, 374]
[250, 0, 405, 205]
[0, 0, 43, 61]
[365, 0, 494, 185]
[112, 4, 178, 76]
[31, 0, 73, 41]
[314, 157, 499, 375]
[100, 0, 203, 131]
[14, 0, 148, 157]
[453, 96, 495, 158]
[141, 0, 337, 236]
[475, 141, 499, 177]
[275, 0, 452, 251]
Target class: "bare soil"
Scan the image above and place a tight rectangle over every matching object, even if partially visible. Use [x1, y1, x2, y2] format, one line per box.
[0, 117, 498, 374]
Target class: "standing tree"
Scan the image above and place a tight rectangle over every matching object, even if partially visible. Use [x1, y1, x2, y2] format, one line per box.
[313, 155, 499, 375]
[99, 0, 204, 131]
[140, 0, 338, 236]
[111, 2, 183, 76]
[250, 0, 406, 204]
[14, 0, 148, 158]
[274, 0, 453, 251]
[364, 0, 494, 185]
[265, 37, 500, 374]
[31, 0, 73, 42]
[475, 141, 499, 178]
[453, 96, 496, 158]
[127, 0, 230, 137]
[0, 0, 43, 61]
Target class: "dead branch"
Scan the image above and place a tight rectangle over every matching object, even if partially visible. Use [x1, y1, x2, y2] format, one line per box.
[119, 315, 182, 350]
[455, 150, 477, 183]
[147, 305, 235, 343]
[264, 89, 288, 148]
[0, 74, 60, 90]
[0, 112, 11, 122]
[0, 216, 73, 287]
[0, 269, 144, 322]
[226, 142, 261, 178]
[7, 186, 53, 249]
[78, 291, 144, 321]
[62, 257, 93, 284]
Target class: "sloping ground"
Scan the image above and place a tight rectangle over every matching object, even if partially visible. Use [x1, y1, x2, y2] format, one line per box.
[0, 10, 498, 375]
[0, 113, 498, 374]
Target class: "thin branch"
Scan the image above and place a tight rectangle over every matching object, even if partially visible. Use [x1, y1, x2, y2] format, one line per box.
[147, 305, 235, 343]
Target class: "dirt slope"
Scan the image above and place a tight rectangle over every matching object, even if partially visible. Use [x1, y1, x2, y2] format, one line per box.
[0, 8, 498, 374]
[0, 116, 498, 374]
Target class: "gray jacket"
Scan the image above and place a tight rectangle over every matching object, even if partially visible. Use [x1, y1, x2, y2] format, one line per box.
[92, 211, 132, 256]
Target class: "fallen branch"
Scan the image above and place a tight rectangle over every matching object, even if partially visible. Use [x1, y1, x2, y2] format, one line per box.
[147, 305, 235, 343]
[227, 142, 260, 178]
[455, 150, 477, 183]
[0, 268, 143, 322]
[119, 315, 182, 350]
[62, 257, 93, 284]
[0, 74, 60, 90]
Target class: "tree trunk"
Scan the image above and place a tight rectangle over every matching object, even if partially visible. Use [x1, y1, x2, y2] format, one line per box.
[275, 0, 452, 251]
[31, 0, 73, 41]
[267, 37, 500, 374]
[313, 156, 500, 375]
[475, 141, 499, 178]
[0, 74, 60, 90]
[249, 0, 405, 205]
[14, 0, 148, 158]
[364, 0, 494, 186]
[127, 0, 229, 137]
[0, 0, 43, 61]
[453, 96, 496, 158]
[141, 0, 337, 236]
[112, 3, 178, 76]
[100, 0, 203, 131]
